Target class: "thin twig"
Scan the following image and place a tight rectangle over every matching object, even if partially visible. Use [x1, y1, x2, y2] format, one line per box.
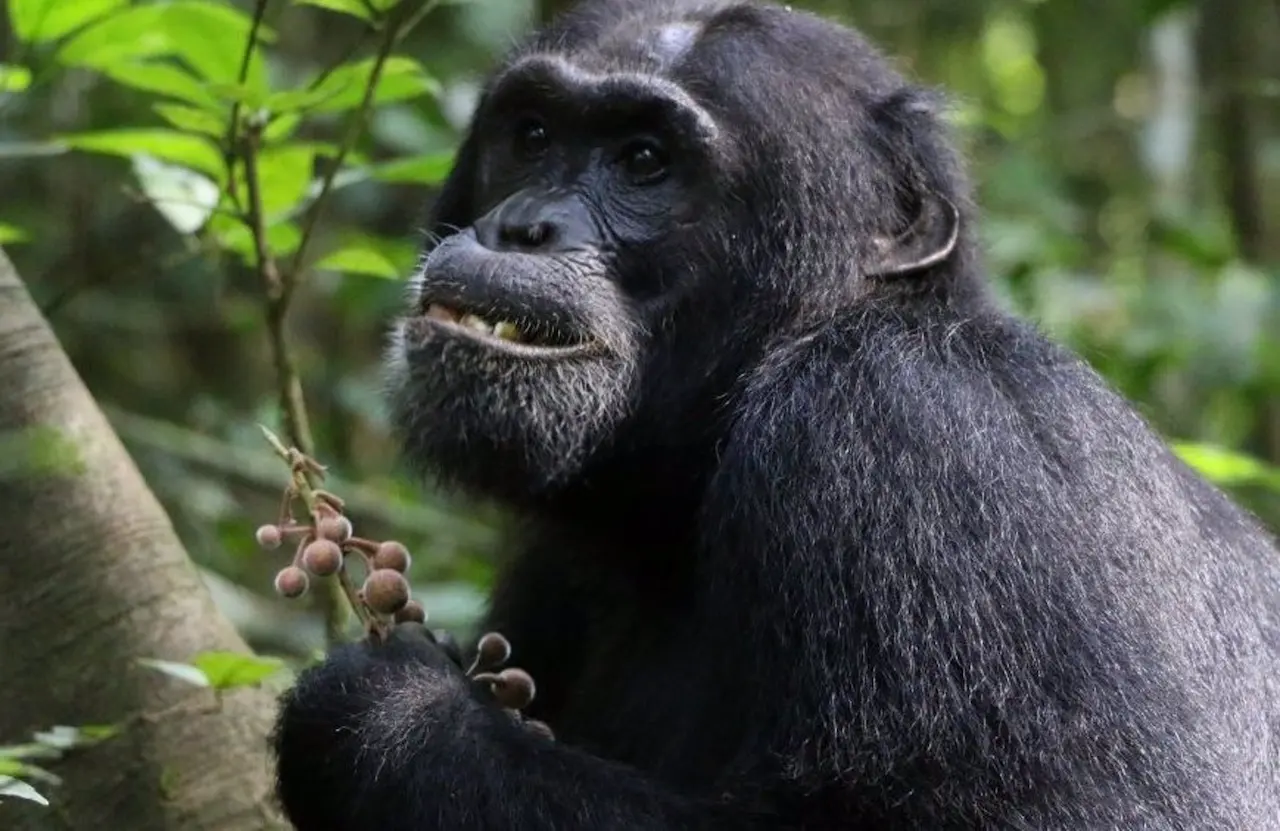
[243, 123, 314, 454]
[222, 0, 271, 208]
[229, 0, 443, 643]
[392, 0, 441, 48]
[241, 122, 348, 642]
[284, 17, 401, 284]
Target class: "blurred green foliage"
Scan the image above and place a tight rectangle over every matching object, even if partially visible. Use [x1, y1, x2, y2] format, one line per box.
[0, 0, 1276, 655]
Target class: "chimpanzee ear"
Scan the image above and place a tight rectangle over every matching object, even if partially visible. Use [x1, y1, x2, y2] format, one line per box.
[863, 86, 962, 278]
[865, 191, 960, 278]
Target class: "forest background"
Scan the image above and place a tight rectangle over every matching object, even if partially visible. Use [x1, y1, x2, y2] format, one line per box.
[0, 0, 1278, 827]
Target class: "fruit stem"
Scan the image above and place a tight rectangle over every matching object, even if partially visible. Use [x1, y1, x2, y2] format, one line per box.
[259, 424, 380, 636]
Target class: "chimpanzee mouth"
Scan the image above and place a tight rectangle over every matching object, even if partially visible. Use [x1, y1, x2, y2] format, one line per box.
[412, 301, 597, 358]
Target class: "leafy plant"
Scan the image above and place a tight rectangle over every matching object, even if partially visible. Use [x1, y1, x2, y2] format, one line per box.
[0, 725, 119, 807]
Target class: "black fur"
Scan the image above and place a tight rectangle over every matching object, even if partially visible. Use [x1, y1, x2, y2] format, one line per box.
[272, 1, 1280, 828]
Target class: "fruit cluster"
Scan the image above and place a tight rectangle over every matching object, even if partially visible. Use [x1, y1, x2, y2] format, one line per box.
[254, 428, 551, 739]
[466, 631, 554, 740]
[255, 491, 426, 627]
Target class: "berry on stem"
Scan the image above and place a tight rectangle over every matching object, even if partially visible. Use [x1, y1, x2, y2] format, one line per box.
[255, 524, 283, 549]
[363, 569, 411, 615]
[372, 541, 411, 573]
[301, 539, 343, 576]
[489, 668, 536, 710]
[395, 600, 427, 624]
[475, 632, 512, 670]
[317, 514, 352, 543]
[274, 566, 309, 598]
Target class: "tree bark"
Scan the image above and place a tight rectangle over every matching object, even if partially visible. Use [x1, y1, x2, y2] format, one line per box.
[0, 247, 285, 830]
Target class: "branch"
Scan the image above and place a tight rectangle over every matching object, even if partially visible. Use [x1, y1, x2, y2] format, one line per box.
[229, 0, 444, 643]
[285, 13, 402, 283]
[221, 0, 272, 209]
[239, 114, 346, 642]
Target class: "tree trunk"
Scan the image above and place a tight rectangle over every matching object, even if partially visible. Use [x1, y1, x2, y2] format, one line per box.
[0, 247, 285, 830]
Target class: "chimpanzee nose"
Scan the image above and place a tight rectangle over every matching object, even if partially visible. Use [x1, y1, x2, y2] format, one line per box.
[473, 190, 595, 254]
[501, 219, 556, 250]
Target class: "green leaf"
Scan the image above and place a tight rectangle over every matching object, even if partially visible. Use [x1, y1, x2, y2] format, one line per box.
[0, 776, 47, 806]
[191, 651, 285, 690]
[253, 146, 317, 216]
[132, 155, 221, 234]
[157, 1, 272, 88]
[209, 215, 302, 263]
[268, 56, 439, 115]
[1173, 442, 1280, 491]
[292, 0, 375, 22]
[8, 0, 127, 43]
[56, 1, 274, 92]
[55, 5, 172, 68]
[60, 130, 225, 180]
[0, 64, 32, 93]
[201, 82, 270, 111]
[31, 725, 114, 751]
[0, 744, 56, 762]
[315, 245, 400, 278]
[32, 727, 80, 751]
[153, 103, 225, 138]
[136, 658, 210, 688]
[9, 762, 58, 785]
[264, 112, 303, 143]
[100, 62, 221, 110]
[0, 222, 30, 244]
[77, 725, 123, 742]
[369, 151, 455, 185]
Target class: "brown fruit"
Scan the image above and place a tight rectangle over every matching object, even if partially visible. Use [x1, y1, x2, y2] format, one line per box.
[372, 541, 411, 573]
[301, 539, 343, 576]
[363, 569, 410, 615]
[394, 600, 427, 624]
[255, 524, 283, 549]
[316, 515, 352, 543]
[475, 632, 512, 670]
[483, 668, 535, 710]
[274, 566, 309, 598]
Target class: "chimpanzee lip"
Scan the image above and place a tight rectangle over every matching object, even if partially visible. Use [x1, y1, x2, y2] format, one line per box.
[408, 300, 599, 359]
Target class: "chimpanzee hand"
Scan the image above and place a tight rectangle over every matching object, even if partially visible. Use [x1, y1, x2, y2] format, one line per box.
[369, 621, 466, 673]
[271, 618, 695, 831]
[270, 622, 480, 823]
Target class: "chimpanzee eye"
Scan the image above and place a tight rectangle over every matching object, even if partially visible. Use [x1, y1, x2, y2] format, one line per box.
[514, 118, 550, 161]
[619, 139, 670, 185]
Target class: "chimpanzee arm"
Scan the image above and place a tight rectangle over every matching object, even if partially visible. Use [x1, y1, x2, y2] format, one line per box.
[271, 625, 751, 831]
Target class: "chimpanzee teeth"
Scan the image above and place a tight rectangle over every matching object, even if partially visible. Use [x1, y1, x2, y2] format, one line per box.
[425, 303, 459, 322]
[431, 307, 530, 344]
[493, 321, 524, 342]
[461, 313, 493, 333]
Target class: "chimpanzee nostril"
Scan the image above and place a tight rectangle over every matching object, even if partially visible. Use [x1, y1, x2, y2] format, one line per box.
[471, 191, 597, 254]
[500, 221, 557, 250]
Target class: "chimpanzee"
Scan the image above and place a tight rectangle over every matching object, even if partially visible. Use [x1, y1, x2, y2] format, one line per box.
[271, 1, 1280, 828]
